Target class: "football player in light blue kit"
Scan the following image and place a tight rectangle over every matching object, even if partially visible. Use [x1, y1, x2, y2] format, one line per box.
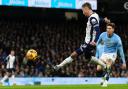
[91, 23, 126, 87]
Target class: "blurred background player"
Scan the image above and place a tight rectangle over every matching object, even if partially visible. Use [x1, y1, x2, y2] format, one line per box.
[54, 2, 110, 70]
[91, 23, 126, 87]
[0, 50, 16, 85]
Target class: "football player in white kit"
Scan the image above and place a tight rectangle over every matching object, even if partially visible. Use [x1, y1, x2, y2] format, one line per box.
[0, 50, 16, 85]
[54, 2, 110, 70]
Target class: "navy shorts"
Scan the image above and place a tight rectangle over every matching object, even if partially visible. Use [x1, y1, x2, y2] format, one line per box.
[76, 42, 95, 59]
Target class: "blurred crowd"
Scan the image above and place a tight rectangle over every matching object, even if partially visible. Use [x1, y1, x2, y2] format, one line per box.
[0, 20, 128, 77]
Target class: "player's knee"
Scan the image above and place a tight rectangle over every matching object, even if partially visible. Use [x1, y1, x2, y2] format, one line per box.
[70, 51, 78, 59]
[106, 60, 113, 66]
[97, 65, 102, 71]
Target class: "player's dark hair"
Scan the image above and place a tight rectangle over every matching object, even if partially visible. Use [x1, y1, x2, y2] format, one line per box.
[82, 2, 92, 10]
[107, 23, 115, 29]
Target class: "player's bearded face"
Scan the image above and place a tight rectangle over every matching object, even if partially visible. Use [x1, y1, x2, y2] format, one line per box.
[106, 26, 114, 36]
[82, 7, 89, 16]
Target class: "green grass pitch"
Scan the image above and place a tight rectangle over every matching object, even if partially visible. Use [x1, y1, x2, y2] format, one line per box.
[0, 84, 128, 89]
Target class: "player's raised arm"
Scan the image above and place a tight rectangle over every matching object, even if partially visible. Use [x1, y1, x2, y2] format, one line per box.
[100, 17, 111, 24]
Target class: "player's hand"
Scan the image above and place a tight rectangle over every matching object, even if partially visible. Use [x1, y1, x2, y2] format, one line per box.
[90, 41, 96, 46]
[104, 17, 111, 23]
[121, 63, 126, 70]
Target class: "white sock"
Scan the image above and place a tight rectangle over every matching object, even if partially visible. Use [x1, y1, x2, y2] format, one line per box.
[57, 56, 73, 68]
[11, 75, 15, 84]
[0, 75, 8, 83]
[91, 56, 106, 69]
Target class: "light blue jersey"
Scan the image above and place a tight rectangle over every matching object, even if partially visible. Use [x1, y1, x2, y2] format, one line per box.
[97, 32, 125, 64]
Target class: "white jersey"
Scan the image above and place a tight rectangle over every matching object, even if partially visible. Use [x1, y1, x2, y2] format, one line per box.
[6, 54, 16, 69]
[85, 13, 100, 43]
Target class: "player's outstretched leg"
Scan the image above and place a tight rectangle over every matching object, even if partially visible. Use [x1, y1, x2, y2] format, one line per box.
[54, 51, 78, 71]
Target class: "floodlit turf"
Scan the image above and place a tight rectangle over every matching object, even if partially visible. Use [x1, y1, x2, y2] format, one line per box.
[0, 84, 128, 89]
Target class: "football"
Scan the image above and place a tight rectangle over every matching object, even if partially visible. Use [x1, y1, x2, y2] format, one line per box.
[26, 49, 38, 60]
